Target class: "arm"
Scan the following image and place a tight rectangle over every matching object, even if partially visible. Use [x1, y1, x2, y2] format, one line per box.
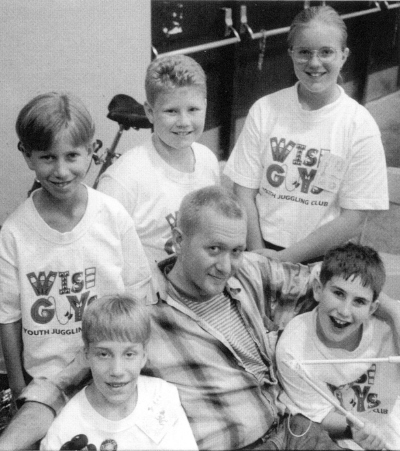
[374, 293, 400, 354]
[0, 402, 55, 451]
[233, 184, 264, 251]
[322, 410, 386, 450]
[255, 208, 367, 263]
[0, 350, 90, 451]
[0, 321, 25, 398]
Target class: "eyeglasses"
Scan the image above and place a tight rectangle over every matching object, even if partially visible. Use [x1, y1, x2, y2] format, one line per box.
[289, 47, 339, 64]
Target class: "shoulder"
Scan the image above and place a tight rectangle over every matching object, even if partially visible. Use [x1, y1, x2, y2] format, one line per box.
[277, 311, 314, 353]
[192, 143, 219, 164]
[0, 197, 33, 235]
[339, 91, 380, 133]
[87, 187, 133, 224]
[139, 375, 180, 401]
[101, 139, 153, 178]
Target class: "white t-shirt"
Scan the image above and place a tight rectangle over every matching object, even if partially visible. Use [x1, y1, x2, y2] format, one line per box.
[224, 83, 388, 247]
[277, 309, 400, 450]
[0, 186, 151, 378]
[97, 137, 219, 273]
[40, 375, 198, 451]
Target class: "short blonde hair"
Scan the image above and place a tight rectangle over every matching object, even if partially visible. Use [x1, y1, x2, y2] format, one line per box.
[82, 295, 151, 348]
[145, 55, 207, 106]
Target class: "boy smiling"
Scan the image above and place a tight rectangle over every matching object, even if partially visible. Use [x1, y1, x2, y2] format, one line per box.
[277, 243, 400, 450]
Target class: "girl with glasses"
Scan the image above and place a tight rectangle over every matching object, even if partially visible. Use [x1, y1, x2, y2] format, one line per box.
[224, 5, 388, 264]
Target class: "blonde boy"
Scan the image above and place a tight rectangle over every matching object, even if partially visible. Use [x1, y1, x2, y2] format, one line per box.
[277, 243, 400, 450]
[0, 92, 151, 399]
[97, 55, 219, 274]
[40, 295, 198, 450]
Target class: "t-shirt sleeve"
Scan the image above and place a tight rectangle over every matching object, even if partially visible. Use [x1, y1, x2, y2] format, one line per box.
[276, 331, 334, 423]
[0, 227, 21, 323]
[119, 217, 151, 302]
[223, 101, 265, 189]
[339, 111, 388, 210]
[97, 173, 138, 218]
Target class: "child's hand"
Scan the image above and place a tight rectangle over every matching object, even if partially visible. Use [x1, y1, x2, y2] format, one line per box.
[252, 248, 281, 261]
[351, 419, 386, 450]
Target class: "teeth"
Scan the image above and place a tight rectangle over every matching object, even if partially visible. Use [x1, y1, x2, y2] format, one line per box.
[331, 317, 349, 328]
[108, 383, 127, 388]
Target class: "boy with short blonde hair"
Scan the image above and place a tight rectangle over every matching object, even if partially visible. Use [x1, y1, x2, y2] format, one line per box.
[97, 55, 219, 274]
[40, 295, 198, 451]
[277, 243, 400, 450]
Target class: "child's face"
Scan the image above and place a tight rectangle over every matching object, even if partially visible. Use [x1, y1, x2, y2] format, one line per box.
[290, 20, 349, 100]
[145, 86, 206, 154]
[85, 340, 147, 417]
[314, 275, 377, 351]
[23, 134, 92, 202]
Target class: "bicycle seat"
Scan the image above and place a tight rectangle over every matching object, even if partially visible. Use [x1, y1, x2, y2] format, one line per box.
[107, 94, 152, 130]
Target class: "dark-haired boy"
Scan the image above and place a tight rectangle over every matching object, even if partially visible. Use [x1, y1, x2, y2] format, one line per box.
[277, 242, 400, 450]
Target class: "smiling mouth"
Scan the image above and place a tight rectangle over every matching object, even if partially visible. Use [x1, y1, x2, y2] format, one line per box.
[173, 131, 192, 136]
[106, 382, 129, 389]
[306, 72, 326, 78]
[330, 316, 351, 329]
[50, 181, 72, 188]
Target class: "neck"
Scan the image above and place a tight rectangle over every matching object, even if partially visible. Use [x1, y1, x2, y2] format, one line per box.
[167, 263, 213, 302]
[297, 84, 340, 111]
[152, 135, 195, 172]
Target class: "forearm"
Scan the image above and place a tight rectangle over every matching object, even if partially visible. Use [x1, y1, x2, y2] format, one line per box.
[277, 209, 367, 263]
[0, 321, 26, 396]
[0, 402, 55, 451]
[233, 184, 264, 250]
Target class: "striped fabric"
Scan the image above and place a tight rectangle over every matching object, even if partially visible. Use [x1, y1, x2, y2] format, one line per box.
[182, 291, 269, 383]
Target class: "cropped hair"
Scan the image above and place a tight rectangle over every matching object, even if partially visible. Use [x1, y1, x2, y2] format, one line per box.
[288, 5, 348, 50]
[16, 92, 95, 154]
[82, 295, 151, 348]
[320, 243, 386, 301]
[178, 186, 246, 237]
[145, 54, 207, 106]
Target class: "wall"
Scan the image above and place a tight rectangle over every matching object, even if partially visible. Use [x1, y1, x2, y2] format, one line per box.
[0, 0, 151, 224]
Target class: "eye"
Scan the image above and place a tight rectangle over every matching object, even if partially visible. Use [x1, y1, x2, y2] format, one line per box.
[354, 298, 367, 306]
[208, 246, 221, 255]
[297, 49, 311, 57]
[96, 350, 110, 358]
[333, 290, 344, 298]
[319, 47, 335, 57]
[40, 154, 54, 161]
[232, 249, 243, 258]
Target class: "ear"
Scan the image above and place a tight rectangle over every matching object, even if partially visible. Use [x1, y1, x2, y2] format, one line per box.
[143, 101, 154, 124]
[313, 278, 323, 303]
[369, 299, 379, 316]
[172, 227, 184, 255]
[340, 47, 350, 68]
[141, 347, 148, 370]
[22, 151, 35, 171]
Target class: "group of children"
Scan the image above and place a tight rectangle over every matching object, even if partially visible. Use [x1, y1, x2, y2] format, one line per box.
[0, 4, 398, 450]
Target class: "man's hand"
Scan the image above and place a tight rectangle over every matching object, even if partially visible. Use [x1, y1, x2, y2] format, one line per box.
[351, 419, 386, 450]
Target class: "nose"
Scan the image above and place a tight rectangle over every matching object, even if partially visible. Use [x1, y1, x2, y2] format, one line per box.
[337, 300, 351, 318]
[216, 253, 232, 275]
[308, 51, 322, 66]
[53, 159, 69, 178]
[176, 111, 190, 127]
[110, 356, 124, 377]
